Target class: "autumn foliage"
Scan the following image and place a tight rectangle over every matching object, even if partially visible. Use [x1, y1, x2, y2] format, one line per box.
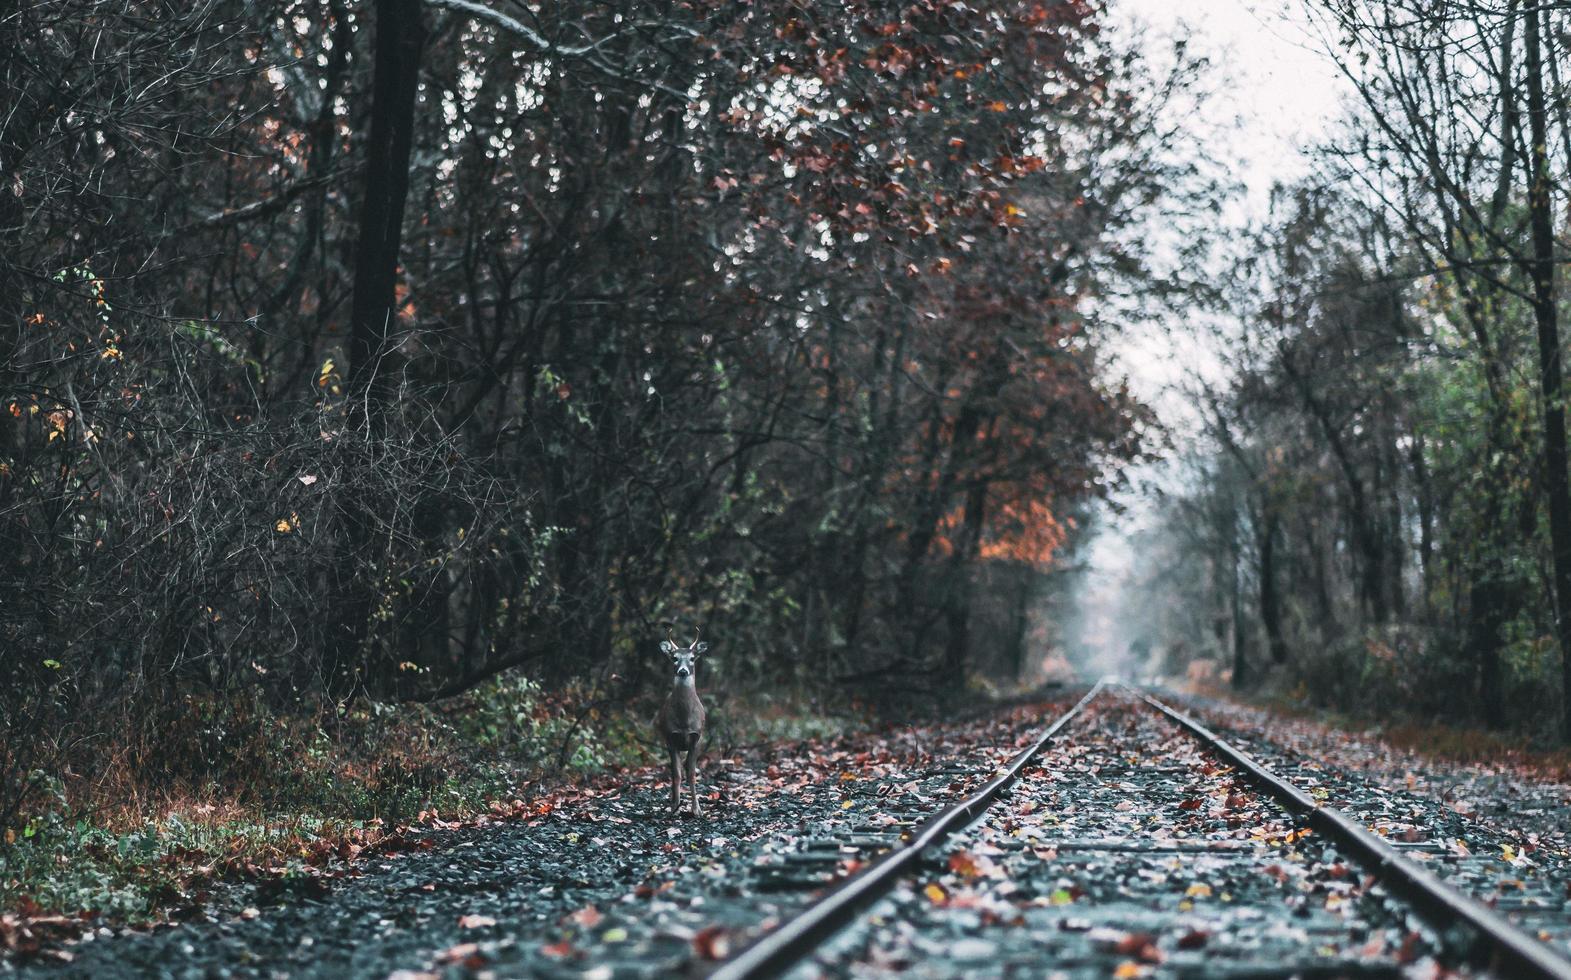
[0, 0, 1204, 822]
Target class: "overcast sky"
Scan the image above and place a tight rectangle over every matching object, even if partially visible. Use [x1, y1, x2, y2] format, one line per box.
[1107, 0, 1352, 407]
[1123, 0, 1348, 220]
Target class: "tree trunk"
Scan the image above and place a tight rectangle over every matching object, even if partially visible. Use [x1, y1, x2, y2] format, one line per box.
[942, 479, 988, 679]
[1230, 524, 1247, 689]
[348, 0, 426, 401]
[1523, 5, 1571, 742]
[1258, 511, 1289, 665]
[326, 0, 427, 698]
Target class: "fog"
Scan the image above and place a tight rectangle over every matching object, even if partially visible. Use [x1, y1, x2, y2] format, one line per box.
[1063, 0, 1349, 682]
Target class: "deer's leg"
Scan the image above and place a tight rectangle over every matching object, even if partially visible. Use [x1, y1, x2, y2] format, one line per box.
[687, 745, 701, 817]
[669, 748, 682, 813]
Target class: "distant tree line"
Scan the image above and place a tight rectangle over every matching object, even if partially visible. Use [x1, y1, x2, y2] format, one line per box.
[1135, 0, 1571, 740]
[0, 0, 1210, 817]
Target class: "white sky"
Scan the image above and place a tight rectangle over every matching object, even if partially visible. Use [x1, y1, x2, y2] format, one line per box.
[1129, 0, 1348, 209]
[1110, 0, 1350, 407]
[1069, 0, 1351, 675]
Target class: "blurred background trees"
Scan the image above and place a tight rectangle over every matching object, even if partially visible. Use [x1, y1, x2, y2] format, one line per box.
[1132, 0, 1571, 742]
[0, 0, 1211, 812]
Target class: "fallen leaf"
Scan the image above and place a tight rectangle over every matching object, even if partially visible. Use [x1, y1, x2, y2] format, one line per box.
[693, 925, 730, 960]
[458, 914, 497, 929]
[436, 942, 486, 968]
[948, 851, 982, 877]
[1177, 929, 1209, 950]
[1115, 932, 1164, 964]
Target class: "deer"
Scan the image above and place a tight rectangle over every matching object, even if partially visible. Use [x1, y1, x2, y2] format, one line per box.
[656, 633, 708, 817]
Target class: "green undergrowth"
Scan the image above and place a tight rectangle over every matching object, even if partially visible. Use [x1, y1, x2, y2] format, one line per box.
[0, 673, 854, 928]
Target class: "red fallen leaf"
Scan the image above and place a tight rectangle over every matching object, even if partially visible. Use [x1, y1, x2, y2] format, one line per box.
[1396, 931, 1421, 965]
[437, 942, 488, 968]
[1224, 793, 1250, 809]
[1177, 930, 1210, 950]
[1177, 798, 1203, 811]
[1262, 864, 1289, 883]
[693, 925, 730, 960]
[948, 851, 982, 877]
[1327, 863, 1349, 880]
[540, 940, 574, 959]
[1115, 932, 1163, 963]
[566, 905, 603, 929]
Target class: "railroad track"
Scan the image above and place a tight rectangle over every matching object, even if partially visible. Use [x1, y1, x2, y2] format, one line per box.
[713, 681, 1571, 979]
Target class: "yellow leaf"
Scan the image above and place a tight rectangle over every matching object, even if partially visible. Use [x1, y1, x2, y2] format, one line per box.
[924, 883, 946, 903]
[841, 800, 854, 810]
[1502, 844, 1516, 863]
[1114, 962, 1146, 979]
[47, 429, 59, 442]
[275, 517, 294, 533]
[1185, 883, 1212, 899]
[318, 358, 336, 387]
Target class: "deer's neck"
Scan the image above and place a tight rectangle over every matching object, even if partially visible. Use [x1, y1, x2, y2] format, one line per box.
[672, 674, 697, 692]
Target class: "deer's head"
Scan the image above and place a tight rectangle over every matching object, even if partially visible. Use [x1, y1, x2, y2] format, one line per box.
[660, 637, 707, 682]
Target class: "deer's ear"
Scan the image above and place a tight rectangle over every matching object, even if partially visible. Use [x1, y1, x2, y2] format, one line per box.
[693, 642, 709, 655]
[659, 640, 678, 655]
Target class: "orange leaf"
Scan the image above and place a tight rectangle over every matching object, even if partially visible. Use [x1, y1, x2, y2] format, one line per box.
[693, 925, 730, 960]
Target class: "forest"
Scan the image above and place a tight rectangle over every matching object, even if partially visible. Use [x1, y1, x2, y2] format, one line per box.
[1, 0, 1570, 949]
[0, 0, 1211, 835]
[1132, 0, 1571, 746]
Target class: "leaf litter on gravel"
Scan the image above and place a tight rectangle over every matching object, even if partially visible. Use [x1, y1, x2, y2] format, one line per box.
[15, 695, 1083, 977]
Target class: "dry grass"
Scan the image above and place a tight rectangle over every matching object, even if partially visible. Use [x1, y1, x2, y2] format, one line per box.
[1376, 720, 1571, 779]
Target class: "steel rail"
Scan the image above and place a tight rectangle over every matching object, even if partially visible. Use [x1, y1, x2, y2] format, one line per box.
[1141, 689, 1571, 980]
[710, 679, 1108, 980]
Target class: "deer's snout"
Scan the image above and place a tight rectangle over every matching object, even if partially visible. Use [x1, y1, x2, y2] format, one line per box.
[676, 666, 690, 677]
